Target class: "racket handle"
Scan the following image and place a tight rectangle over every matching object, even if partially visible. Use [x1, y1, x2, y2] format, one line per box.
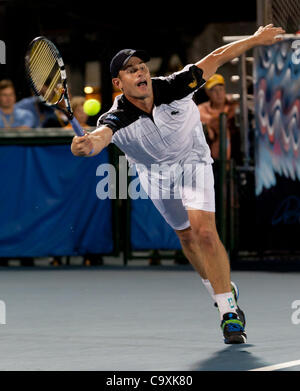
[70, 117, 85, 136]
[70, 116, 95, 156]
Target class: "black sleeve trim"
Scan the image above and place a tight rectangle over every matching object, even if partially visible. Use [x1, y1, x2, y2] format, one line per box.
[153, 65, 206, 106]
[97, 110, 130, 134]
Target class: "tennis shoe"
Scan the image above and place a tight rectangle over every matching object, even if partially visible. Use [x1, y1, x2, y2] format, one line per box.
[221, 312, 247, 344]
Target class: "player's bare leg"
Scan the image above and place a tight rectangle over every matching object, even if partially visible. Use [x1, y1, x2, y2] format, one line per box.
[175, 227, 208, 278]
[175, 210, 246, 343]
[190, 210, 232, 294]
[175, 210, 231, 294]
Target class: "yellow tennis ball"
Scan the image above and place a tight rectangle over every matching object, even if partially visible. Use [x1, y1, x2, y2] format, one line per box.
[83, 99, 101, 116]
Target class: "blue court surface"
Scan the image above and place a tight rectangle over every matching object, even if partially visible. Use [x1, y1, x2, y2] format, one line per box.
[0, 257, 299, 372]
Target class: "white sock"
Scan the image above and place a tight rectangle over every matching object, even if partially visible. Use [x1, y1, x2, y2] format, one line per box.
[215, 292, 237, 320]
[201, 279, 216, 302]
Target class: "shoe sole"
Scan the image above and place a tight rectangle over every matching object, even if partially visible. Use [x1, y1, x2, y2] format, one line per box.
[224, 333, 247, 344]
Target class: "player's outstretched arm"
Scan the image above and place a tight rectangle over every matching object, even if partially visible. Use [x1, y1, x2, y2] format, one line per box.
[71, 126, 113, 157]
[196, 24, 285, 81]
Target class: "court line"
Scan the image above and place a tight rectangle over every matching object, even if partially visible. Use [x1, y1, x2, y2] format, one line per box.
[249, 359, 300, 371]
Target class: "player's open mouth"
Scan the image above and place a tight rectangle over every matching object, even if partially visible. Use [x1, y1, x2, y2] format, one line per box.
[137, 80, 147, 88]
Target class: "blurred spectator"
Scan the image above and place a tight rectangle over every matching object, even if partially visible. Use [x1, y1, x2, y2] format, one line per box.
[15, 95, 68, 128]
[0, 79, 35, 129]
[63, 96, 91, 131]
[198, 74, 242, 164]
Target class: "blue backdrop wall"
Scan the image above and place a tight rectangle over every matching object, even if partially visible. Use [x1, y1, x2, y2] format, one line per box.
[0, 145, 113, 257]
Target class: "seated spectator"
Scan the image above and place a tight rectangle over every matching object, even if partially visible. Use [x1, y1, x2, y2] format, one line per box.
[15, 95, 68, 128]
[63, 96, 92, 131]
[198, 74, 242, 164]
[0, 79, 35, 129]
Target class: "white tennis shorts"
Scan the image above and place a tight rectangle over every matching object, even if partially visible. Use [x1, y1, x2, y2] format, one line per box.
[136, 161, 215, 231]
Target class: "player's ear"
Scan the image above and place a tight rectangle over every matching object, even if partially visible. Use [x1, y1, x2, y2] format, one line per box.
[112, 77, 122, 92]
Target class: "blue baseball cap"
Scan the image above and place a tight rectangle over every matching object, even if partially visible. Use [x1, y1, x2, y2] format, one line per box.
[110, 49, 150, 78]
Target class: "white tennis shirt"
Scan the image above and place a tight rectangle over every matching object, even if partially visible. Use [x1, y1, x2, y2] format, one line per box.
[98, 64, 213, 169]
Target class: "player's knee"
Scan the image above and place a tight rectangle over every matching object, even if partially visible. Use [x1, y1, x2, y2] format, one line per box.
[194, 227, 218, 252]
[176, 228, 196, 249]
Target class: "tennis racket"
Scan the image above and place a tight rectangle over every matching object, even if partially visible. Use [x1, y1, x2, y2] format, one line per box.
[25, 36, 84, 136]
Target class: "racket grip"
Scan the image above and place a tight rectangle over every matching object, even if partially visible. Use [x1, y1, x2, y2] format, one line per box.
[70, 117, 85, 136]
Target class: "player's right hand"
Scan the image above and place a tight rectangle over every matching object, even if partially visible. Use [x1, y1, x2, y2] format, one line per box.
[71, 134, 94, 156]
[253, 24, 285, 46]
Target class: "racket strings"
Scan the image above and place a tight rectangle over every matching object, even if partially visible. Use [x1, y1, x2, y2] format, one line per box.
[28, 40, 63, 104]
[30, 40, 56, 72]
[29, 42, 57, 88]
[30, 55, 57, 92]
[30, 60, 56, 92]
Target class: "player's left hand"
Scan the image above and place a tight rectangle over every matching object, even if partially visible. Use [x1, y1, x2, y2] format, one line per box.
[253, 24, 286, 46]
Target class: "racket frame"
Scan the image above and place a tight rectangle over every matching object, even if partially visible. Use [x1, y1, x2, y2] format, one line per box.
[25, 36, 84, 137]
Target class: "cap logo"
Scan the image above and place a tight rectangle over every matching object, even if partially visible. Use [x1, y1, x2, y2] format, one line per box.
[124, 49, 134, 56]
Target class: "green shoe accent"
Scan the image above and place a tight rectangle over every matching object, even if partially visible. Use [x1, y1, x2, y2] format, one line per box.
[221, 318, 243, 331]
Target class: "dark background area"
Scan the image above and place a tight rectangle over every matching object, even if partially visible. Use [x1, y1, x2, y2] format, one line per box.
[0, 0, 257, 107]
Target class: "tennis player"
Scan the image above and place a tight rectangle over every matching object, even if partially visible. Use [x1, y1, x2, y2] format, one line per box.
[71, 24, 284, 344]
